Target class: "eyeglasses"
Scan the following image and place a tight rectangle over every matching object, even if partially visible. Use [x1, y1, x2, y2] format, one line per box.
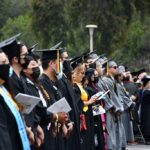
[111, 66, 118, 69]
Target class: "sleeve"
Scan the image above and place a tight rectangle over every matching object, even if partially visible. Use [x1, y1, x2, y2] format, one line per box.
[0, 97, 13, 150]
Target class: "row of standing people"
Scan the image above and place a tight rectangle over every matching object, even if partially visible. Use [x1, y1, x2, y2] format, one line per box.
[0, 34, 149, 150]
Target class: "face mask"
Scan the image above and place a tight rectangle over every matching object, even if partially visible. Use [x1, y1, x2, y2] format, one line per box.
[93, 76, 99, 83]
[56, 62, 63, 80]
[9, 66, 13, 77]
[32, 67, 41, 80]
[0, 64, 10, 81]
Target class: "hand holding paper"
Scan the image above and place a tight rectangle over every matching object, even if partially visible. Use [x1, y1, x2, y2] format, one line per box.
[15, 93, 41, 114]
[47, 97, 72, 114]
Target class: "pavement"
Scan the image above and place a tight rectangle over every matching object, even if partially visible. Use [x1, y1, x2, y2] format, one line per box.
[127, 144, 150, 150]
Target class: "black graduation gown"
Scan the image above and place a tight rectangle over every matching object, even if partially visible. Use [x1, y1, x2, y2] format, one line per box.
[9, 71, 25, 96]
[20, 73, 54, 150]
[140, 90, 150, 141]
[73, 83, 95, 150]
[10, 72, 40, 150]
[85, 84, 105, 150]
[56, 75, 81, 150]
[0, 95, 23, 150]
[39, 74, 66, 150]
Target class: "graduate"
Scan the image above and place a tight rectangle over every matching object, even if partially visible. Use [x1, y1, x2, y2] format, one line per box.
[0, 35, 44, 149]
[103, 61, 126, 150]
[57, 48, 82, 150]
[116, 66, 136, 145]
[84, 68, 105, 150]
[71, 56, 97, 150]
[0, 50, 31, 150]
[37, 47, 69, 150]
[140, 76, 150, 145]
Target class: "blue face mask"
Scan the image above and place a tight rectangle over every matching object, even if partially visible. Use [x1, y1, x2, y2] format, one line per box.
[9, 66, 13, 77]
[56, 62, 63, 80]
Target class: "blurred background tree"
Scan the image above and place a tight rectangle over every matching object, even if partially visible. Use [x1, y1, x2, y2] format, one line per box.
[0, 0, 149, 71]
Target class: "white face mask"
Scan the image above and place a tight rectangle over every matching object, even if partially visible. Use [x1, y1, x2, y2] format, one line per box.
[56, 62, 63, 80]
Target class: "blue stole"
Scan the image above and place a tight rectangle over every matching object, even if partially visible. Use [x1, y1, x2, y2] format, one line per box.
[0, 86, 31, 150]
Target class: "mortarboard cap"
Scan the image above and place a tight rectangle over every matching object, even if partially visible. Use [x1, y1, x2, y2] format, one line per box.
[50, 41, 62, 50]
[0, 33, 21, 60]
[108, 60, 117, 68]
[141, 75, 150, 86]
[71, 55, 84, 70]
[131, 68, 146, 77]
[28, 43, 38, 54]
[36, 41, 62, 62]
[118, 65, 125, 74]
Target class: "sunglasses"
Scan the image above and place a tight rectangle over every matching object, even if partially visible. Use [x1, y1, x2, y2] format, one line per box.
[111, 66, 118, 69]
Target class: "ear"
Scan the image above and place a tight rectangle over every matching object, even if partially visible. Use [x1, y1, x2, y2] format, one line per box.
[13, 56, 19, 63]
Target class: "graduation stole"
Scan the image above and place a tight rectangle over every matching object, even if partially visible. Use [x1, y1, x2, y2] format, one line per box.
[0, 86, 31, 150]
[75, 82, 88, 112]
[107, 75, 118, 96]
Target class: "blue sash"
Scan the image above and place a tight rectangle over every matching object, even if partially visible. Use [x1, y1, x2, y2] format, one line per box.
[0, 86, 31, 150]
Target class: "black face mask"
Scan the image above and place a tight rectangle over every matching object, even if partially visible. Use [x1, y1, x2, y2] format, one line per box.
[0, 64, 10, 81]
[93, 76, 99, 83]
[31, 67, 41, 80]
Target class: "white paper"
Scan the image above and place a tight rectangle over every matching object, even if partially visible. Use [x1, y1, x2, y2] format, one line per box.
[93, 105, 106, 116]
[97, 90, 110, 101]
[15, 93, 41, 114]
[47, 97, 71, 113]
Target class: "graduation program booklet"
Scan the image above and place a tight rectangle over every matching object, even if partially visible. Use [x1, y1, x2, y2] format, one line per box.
[15, 93, 41, 114]
[47, 97, 72, 113]
[96, 90, 110, 101]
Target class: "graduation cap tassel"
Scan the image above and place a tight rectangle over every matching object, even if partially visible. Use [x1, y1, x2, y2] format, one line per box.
[56, 49, 60, 74]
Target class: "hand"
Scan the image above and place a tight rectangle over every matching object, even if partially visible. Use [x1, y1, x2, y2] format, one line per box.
[66, 122, 74, 137]
[57, 112, 68, 124]
[35, 125, 44, 147]
[88, 96, 97, 105]
[26, 127, 35, 145]
[130, 95, 136, 101]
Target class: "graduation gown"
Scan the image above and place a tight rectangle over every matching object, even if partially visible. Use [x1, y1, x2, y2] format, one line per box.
[117, 82, 134, 142]
[97, 78, 117, 150]
[56, 75, 81, 150]
[39, 74, 66, 150]
[0, 94, 23, 150]
[9, 71, 25, 96]
[124, 81, 139, 134]
[85, 84, 105, 150]
[103, 76, 126, 150]
[20, 73, 54, 150]
[140, 90, 150, 141]
[73, 83, 95, 150]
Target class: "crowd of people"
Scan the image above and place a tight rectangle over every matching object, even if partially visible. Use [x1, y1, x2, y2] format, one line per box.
[0, 34, 149, 150]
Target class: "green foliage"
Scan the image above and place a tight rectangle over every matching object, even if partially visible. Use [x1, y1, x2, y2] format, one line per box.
[0, 14, 36, 47]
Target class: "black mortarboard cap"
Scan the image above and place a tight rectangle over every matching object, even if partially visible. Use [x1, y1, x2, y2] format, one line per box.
[0, 33, 21, 60]
[36, 48, 60, 62]
[36, 41, 62, 62]
[83, 50, 97, 61]
[141, 76, 150, 86]
[28, 43, 38, 54]
[50, 41, 62, 50]
[131, 68, 146, 77]
[71, 55, 84, 69]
